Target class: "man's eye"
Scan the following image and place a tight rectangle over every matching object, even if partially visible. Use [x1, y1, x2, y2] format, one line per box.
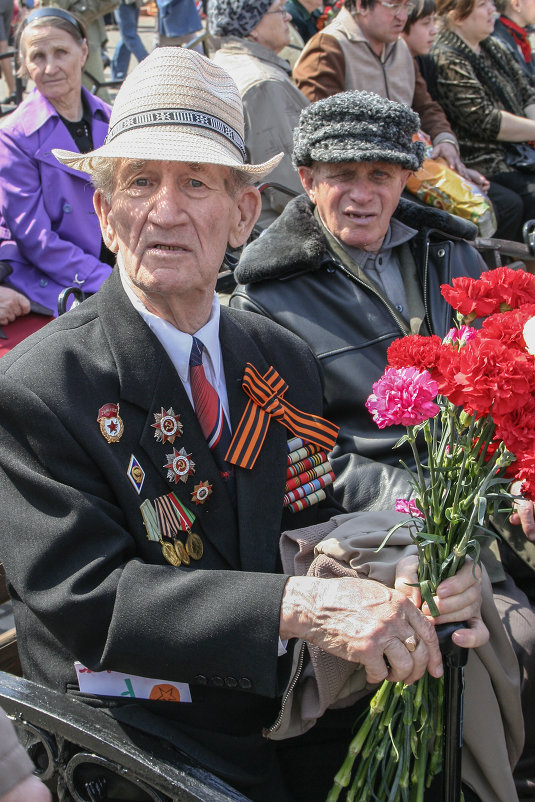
[190, 179, 204, 188]
[134, 177, 149, 186]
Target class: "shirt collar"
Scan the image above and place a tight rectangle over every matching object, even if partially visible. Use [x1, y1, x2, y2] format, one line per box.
[118, 257, 223, 385]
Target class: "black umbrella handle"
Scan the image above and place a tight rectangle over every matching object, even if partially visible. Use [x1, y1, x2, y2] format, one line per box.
[436, 622, 469, 802]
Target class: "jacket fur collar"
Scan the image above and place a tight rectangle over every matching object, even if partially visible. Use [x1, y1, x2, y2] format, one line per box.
[235, 195, 478, 284]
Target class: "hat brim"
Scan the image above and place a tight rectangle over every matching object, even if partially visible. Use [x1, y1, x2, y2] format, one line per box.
[53, 128, 283, 181]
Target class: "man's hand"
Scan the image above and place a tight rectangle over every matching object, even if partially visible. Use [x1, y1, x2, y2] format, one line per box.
[395, 556, 489, 650]
[509, 480, 535, 540]
[429, 141, 464, 173]
[0, 775, 52, 802]
[280, 575, 443, 686]
[0, 287, 30, 326]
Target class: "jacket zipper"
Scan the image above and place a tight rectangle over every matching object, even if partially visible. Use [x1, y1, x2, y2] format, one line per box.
[263, 640, 307, 737]
[329, 257, 410, 335]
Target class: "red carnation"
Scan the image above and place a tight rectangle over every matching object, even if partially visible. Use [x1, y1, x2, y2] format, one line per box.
[441, 267, 535, 320]
[387, 335, 444, 375]
[482, 303, 535, 350]
[436, 335, 535, 418]
[494, 397, 535, 457]
[514, 454, 535, 502]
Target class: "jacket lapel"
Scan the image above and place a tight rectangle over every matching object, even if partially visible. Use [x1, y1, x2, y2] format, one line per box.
[219, 311, 288, 573]
[96, 271, 241, 567]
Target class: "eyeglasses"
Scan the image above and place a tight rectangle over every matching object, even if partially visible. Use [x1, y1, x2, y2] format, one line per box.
[378, 0, 416, 14]
[265, 3, 290, 14]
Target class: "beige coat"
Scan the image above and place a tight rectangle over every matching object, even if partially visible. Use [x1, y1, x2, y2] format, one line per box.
[271, 510, 523, 802]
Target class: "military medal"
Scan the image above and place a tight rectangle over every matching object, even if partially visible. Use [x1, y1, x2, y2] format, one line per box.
[151, 407, 183, 444]
[127, 454, 145, 494]
[186, 530, 203, 560]
[191, 480, 212, 505]
[97, 402, 124, 443]
[140, 494, 204, 566]
[161, 541, 181, 566]
[164, 447, 195, 484]
[174, 539, 190, 565]
[283, 438, 335, 513]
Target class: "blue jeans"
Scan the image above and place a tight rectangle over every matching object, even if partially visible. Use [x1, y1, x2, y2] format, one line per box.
[110, 1, 149, 81]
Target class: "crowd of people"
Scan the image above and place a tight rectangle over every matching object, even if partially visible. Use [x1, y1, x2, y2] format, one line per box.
[0, 2, 535, 802]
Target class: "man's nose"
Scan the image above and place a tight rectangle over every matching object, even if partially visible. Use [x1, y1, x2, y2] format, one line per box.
[148, 182, 187, 225]
[348, 180, 373, 202]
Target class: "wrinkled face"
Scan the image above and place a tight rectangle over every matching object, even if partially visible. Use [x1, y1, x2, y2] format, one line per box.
[22, 25, 87, 104]
[356, 0, 415, 51]
[402, 13, 438, 55]
[454, 0, 495, 42]
[251, 0, 292, 52]
[299, 160, 411, 251]
[94, 160, 256, 305]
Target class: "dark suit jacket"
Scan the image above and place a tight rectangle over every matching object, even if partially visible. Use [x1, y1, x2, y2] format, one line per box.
[0, 268, 337, 786]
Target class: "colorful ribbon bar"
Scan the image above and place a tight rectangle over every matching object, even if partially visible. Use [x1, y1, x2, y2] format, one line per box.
[225, 364, 339, 470]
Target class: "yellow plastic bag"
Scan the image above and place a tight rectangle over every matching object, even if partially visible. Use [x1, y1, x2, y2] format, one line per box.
[406, 135, 496, 237]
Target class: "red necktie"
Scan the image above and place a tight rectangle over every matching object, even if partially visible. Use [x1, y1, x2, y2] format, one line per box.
[189, 337, 235, 495]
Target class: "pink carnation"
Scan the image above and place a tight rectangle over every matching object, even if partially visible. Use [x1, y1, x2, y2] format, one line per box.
[366, 367, 439, 429]
[443, 325, 477, 346]
[395, 499, 425, 518]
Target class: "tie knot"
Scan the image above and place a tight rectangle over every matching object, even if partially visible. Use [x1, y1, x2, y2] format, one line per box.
[189, 336, 204, 368]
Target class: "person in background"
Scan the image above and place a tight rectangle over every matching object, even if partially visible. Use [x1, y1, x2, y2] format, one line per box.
[493, 0, 535, 82]
[0, 0, 16, 105]
[110, 0, 148, 81]
[209, 0, 309, 228]
[0, 8, 112, 351]
[287, 0, 323, 41]
[430, 0, 535, 244]
[402, 0, 523, 242]
[0, 706, 51, 802]
[155, 0, 202, 46]
[41, 0, 112, 102]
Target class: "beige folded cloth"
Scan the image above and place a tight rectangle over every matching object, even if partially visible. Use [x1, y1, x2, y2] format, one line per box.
[271, 510, 523, 802]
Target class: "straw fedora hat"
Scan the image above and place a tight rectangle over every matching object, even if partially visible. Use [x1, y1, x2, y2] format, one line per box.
[53, 47, 283, 179]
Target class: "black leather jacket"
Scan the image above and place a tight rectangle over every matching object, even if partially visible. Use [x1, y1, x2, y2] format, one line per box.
[230, 195, 486, 513]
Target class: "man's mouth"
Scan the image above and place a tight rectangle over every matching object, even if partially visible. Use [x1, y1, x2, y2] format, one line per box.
[153, 244, 184, 251]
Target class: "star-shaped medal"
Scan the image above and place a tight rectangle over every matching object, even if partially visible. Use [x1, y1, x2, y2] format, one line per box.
[152, 407, 183, 444]
[164, 447, 195, 484]
[191, 480, 213, 505]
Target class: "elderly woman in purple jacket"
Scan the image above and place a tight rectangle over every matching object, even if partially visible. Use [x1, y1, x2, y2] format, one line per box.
[0, 7, 112, 332]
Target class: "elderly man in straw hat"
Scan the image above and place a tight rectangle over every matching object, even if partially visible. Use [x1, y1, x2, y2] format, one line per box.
[0, 49, 488, 801]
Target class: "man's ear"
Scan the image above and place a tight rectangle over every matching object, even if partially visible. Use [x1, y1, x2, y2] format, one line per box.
[228, 184, 262, 249]
[298, 166, 316, 203]
[93, 190, 119, 253]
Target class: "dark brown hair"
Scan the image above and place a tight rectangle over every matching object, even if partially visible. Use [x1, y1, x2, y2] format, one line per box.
[436, 0, 478, 21]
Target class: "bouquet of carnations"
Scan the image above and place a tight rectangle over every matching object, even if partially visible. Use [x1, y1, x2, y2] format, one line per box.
[328, 266, 535, 802]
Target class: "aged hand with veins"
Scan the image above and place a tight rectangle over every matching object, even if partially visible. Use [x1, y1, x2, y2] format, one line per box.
[279, 575, 443, 686]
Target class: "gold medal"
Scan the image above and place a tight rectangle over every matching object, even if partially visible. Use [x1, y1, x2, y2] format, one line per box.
[161, 540, 181, 566]
[97, 402, 124, 443]
[174, 539, 190, 565]
[186, 530, 203, 561]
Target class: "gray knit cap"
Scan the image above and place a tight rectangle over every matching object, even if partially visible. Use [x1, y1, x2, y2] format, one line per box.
[292, 91, 425, 172]
[207, 0, 273, 37]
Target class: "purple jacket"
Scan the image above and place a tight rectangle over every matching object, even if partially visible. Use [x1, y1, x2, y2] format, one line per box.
[0, 87, 112, 315]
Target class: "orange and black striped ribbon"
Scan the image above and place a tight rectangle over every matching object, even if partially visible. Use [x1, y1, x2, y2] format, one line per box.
[225, 363, 339, 470]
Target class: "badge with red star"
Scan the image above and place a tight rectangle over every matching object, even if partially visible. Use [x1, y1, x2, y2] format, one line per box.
[164, 447, 195, 484]
[151, 406, 183, 444]
[191, 480, 213, 505]
[97, 402, 124, 443]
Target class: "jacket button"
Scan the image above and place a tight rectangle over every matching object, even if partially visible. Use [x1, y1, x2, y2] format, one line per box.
[224, 676, 238, 688]
[238, 677, 252, 690]
[194, 674, 207, 685]
[63, 203, 72, 213]
[210, 676, 224, 687]
[437, 248, 446, 258]
[39, 278, 48, 287]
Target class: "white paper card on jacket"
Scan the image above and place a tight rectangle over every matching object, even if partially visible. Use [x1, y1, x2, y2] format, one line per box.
[75, 662, 192, 702]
